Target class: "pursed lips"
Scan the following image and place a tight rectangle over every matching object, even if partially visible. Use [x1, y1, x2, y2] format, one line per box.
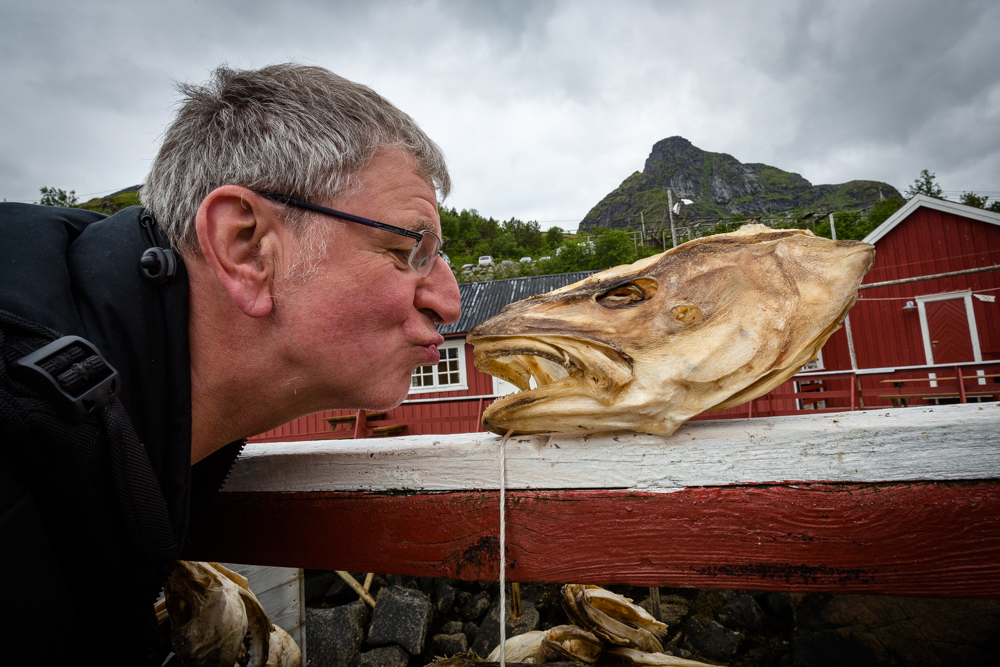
[417, 334, 444, 365]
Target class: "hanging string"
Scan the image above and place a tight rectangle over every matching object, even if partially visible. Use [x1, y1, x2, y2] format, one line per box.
[498, 429, 514, 667]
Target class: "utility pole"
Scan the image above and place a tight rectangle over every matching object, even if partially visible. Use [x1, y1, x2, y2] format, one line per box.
[829, 213, 837, 240]
[667, 190, 678, 248]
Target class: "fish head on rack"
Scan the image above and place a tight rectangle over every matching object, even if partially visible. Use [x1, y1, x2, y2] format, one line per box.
[469, 224, 874, 436]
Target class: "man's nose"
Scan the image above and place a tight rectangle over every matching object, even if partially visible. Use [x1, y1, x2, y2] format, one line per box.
[416, 256, 461, 324]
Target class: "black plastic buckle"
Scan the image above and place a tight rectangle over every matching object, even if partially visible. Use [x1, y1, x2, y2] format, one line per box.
[14, 336, 120, 422]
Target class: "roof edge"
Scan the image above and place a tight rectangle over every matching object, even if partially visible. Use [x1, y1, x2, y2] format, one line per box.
[863, 194, 1000, 244]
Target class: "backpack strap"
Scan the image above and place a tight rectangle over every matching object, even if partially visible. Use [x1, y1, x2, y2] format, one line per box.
[0, 308, 179, 563]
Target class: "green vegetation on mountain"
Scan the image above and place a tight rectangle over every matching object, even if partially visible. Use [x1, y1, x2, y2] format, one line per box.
[580, 136, 903, 236]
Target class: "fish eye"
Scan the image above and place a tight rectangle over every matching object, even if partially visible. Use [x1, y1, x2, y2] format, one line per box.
[596, 279, 657, 309]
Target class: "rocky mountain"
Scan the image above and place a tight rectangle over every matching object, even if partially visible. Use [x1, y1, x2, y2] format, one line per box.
[580, 136, 901, 232]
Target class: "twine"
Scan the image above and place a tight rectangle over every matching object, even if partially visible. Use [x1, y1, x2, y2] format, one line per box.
[498, 429, 514, 667]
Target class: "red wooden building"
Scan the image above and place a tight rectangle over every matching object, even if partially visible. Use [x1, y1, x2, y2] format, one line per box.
[251, 195, 1000, 442]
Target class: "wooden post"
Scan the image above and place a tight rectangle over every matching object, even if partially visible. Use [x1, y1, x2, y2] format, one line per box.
[844, 314, 859, 371]
[353, 410, 367, 439]
[668, 190, 678, 248]
[850, 372, 856, 411]
[957, 366, 967, 403]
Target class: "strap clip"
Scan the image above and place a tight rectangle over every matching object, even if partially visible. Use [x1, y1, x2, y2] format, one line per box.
[15, 336, 120, 422]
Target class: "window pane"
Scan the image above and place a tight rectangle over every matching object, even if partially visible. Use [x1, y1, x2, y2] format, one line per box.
[411, 344, 465, 391]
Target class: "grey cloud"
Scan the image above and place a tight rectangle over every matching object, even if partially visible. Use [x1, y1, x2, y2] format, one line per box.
[1, 0, 997, 216]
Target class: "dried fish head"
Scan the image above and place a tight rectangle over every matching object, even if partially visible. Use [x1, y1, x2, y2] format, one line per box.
[541, 624, 603, 663]
[487, 625, 603, 663]
[164, 561, 248, 667]
[562, 585, 668, 653]
[470, 224, 874, 436]
[265, 624, 301, 667]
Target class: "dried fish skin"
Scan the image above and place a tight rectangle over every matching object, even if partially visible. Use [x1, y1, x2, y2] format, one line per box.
[265, 625, 302, 667]
[561, 585, 667, 653]
[487, 625, 603, 663]
[163, 561, 301, 667]
[470, 224, 874, 436]
[583, 588, 667, 639]
[486, 630, 549, 662]
[164, 561, 248, 667]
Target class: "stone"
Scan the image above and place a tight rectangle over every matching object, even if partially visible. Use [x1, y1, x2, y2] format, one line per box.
[439, 621, 463, 635]
[453, 590, 472, 611]
[471, 601, 540, 658]
[790, 594, 1000, 667]
[659, 602, 690, 627]
[305, 600, 369, 667]
[435, 582, 458, 614]
[718, 594, 764, 631]
[763, 592, 794, 623]
[349, 645, 409, 667]
[458, 590, 492, 621]
[367, 585, 434, 656]
[681, 617, 743, 662]
[431, 632, 469, 657]
[639, 593, 689, 627]
[304, 571, 341, 604]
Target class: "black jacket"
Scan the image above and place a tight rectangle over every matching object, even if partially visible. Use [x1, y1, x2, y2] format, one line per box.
[0, 204, 242, 664]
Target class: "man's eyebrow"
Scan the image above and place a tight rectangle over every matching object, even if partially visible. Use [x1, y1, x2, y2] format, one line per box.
[406, 219, 438, 234]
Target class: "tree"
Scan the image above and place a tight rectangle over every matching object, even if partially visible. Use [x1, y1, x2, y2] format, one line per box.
[905, 170, 943, 199]
[960, 191, 990, 209]
[38, 186, 78, 207]
[545, 226, 564, 249]
[593, 229, 634, 269]
[866, 196, 906, 230]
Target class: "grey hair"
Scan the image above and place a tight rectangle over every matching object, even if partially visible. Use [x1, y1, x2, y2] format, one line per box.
[141, 63, 450, 253]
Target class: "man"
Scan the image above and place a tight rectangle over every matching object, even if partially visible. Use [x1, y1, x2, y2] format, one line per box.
[0, 63, 460, 664]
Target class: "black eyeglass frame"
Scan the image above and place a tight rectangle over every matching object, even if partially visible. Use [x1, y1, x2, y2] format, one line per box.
[258, 192, 447, 276]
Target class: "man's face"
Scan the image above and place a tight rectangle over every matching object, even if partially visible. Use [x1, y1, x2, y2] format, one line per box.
[273, 148, 461, 411]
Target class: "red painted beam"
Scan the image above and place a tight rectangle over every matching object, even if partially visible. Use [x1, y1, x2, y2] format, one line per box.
[185, 481, 1000, 598]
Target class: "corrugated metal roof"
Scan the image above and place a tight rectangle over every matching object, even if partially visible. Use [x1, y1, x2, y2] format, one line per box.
[439, 271, 596, 335]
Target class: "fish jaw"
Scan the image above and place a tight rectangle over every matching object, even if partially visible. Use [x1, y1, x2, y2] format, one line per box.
[470, 334, 638, 435]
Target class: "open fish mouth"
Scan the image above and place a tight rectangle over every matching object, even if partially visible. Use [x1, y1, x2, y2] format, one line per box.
[472, 334, 634, 412]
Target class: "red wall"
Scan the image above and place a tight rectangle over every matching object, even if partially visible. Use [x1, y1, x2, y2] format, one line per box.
[820, 207, 1000, 371]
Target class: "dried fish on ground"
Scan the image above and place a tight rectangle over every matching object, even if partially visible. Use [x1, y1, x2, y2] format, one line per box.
[470, 224, 874, 436]
[161, 561, 301, 667]
[562, 585, 668, 653]
[486, 625, 603, 663]
[599, 646, 717, 666]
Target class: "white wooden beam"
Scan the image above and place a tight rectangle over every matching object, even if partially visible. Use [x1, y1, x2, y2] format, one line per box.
[223, 402, 999, 493]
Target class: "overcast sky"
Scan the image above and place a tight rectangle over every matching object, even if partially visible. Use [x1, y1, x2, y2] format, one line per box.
[2, 0, 998, 230]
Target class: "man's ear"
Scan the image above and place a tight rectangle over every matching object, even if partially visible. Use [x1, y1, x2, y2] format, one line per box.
[195, 186, 285, 318]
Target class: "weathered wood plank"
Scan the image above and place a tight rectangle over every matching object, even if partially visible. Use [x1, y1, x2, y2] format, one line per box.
[187, 480, 1000, 598]
[223, 403, 999, 493]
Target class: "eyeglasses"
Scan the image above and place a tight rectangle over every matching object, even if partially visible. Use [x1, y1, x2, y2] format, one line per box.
[258, 192, 448, 277]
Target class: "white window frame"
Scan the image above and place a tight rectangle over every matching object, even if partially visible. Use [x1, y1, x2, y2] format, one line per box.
[408, 340, 468, 394]
[800, 348, 825, 372]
